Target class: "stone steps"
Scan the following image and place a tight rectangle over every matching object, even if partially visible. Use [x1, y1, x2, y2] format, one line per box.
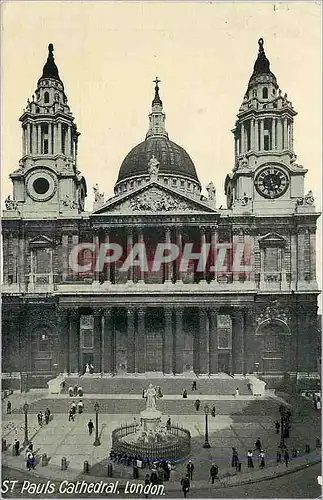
[63, 376, 251, 395]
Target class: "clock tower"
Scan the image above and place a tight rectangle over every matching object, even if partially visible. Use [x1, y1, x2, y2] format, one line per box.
[7, 44, 87, 218]
[225, 38, 313, 215]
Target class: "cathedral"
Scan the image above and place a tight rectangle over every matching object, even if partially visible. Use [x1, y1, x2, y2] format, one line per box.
[2, 39, 320, 388]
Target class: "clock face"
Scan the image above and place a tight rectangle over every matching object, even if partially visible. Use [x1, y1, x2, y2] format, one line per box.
[255, 166, 289, 199]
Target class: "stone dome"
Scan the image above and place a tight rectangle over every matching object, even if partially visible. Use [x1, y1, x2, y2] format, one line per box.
[116, 136, 199, 185]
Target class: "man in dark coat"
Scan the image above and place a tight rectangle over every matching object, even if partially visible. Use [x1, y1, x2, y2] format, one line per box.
[186, 460, 194, 480]
[88, 419, 94, 435]
[150, 468, 158, 485]
[181, 474, 190, 498]
[231, 447, 239, 467]
[210, 463, 219, 483]
[14, 439, 20, 456]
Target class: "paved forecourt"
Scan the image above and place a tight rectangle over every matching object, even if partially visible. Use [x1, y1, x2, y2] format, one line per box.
[2, 389, 321, 485]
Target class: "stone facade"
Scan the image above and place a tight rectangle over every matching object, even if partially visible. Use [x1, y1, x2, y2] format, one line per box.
[2, 41, 320, 383]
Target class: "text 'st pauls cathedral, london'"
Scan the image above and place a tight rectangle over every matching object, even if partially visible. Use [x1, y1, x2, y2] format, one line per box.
[2, 39, 320, 387]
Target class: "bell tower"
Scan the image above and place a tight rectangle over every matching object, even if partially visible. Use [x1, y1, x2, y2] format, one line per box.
[6, 44, 87, 217]
[225, 38, 312, 215]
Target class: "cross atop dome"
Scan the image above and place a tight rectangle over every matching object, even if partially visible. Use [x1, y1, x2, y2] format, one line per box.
[152, 76, 162, 106]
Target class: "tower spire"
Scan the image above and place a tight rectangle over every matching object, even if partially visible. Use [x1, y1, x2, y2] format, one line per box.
[40, 43, 61, 82]
[146, 77, 168, 139]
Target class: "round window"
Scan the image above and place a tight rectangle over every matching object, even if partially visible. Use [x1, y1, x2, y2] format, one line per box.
[33, 177, 50, 195]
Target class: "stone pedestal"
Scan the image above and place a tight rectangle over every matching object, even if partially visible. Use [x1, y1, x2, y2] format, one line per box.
[248, 375, 266, 396]
[140, 409, 162, 432]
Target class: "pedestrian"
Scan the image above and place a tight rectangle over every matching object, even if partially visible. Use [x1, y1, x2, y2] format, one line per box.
[28, 442, 33, 452]
[186, 460, 194, 480]
[88, 419, 94, 435]
[26, 449, 35, 470]
[259, 450, 265, 468]
[247, 449, 254, 468]
[37, 411, 43, 425]
[286, 408, 292, 422]
[71, 401, 77, 414]
[90, 363, 94, 374]
[284, 449, 289, 467]
[276, 448, 282, 463]
[211, 404, 216, 417]
[236, 459, 241, 473]
[166, 416, 171, 430]
[317, 399, 321, 410]
[150, 467, 158, 485]
[133, 461, 139, 479]
[284, 423, 290, 438]
[14, 439, 20, 456]
[181, 474, 190, 498]
[144, 474, 150, 498]
[44, 408, 50, 424]
[183, 389, 188, 399]
[254, 438, 262, 452]
[235, 387, 240, 397]
[192, 380, 197, 391]
[69, 386, 74, 396]
[77, 386, 83, 396]
[6, 400, 12, 414]
[68, 408, 75, 422]
[274, 420, 280, 434]
[194, 399, 200, 411]
[73, 384, 78, 396]
[142, 389, 145, 398]
[210, 463, 219, 483]
[77, 400, 84, 414]
[231, 447, 239, 468]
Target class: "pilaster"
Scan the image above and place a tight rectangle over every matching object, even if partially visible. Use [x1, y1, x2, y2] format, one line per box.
[163, 307, 173, 374]
[231, 310, 245, 375]
[209, 308, 218, 374]
[103, 309, 114, 373]
[199, 307, 209, 374]
[136, 308, 146, 372]
[127, 308, 135, 373]
[93, 309, 102, 372]
[174, 307, 184, 374]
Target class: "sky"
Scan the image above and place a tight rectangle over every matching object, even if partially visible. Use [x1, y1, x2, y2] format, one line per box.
[1, 1, 322, 291]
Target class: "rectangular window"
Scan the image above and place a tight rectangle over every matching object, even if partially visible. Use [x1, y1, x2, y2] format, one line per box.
[43, 139, 48, 154]
[217, 315, 232, 349]
[81, 330, 93, 348]
[265, 247, 280, 272]
[80, 315, 94, 348]
[35, 248, 51, 274]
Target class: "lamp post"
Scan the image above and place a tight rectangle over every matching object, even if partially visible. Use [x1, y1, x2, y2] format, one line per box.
[203, 404, 211, 448]
[23, 402, 29, 447]
[255, 362, 260, 376]
[93, 402, 101, 446]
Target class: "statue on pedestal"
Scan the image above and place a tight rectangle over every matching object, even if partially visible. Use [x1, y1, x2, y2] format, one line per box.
[206, 182, 216, 202]
[148, 155, 160, 178]
[144, 383, 157, 410]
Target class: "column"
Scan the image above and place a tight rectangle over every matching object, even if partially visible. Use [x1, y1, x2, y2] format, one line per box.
[176, 228, 183, 283]
[260, 246, 265, 283]
[199, 308, 209, 374]
[250, 119, 255, 150]
[136, 308, 146, 372]
[281, 247, 287, 284]
[297, 228, 305, 282]
[12, 232, 18, 283]
[48, 122, 52, 154]
[62, 234, 69, 281]
[68, 309, 79, 374]
[290, 121, 294, 152]
[127, 308, 135, 372]
[163, 307, 173, 374]
[26, 123, 31, 154]
[243, 308, 255, 374]
[22, 127, 26, 156]
[67, 126, 72, 156]
[241, 123, 245, 154]
[127, 228, 134, 283]
[174, 307, 184, 374]
[93, 309, 102, 373]
[290, 232, 297, 283]
[232, 228, 240, 282]
[138, 227, 145, 283]
[57, 308, 68, 373]
[211, 226, 218, 283]
[37, 124, 41, 154]
[103, 309, 113, 373]
[309, 227, 316, 282]
[244, 228, 255, 283]
[277, 118, 283, 149]
[200, 227, 207, 282]
[271, 118, 276, 150]
[3, 233, 9, 283]
[259, 119, 264, 151]
[93, 231, 100, 282]
[254, 120, 259, 151]
[32, 124, 37, 154]
[18, 235, 25, 287]
[283, 117, 288, 150]
[209, 308, 218, 374]
[164, 227, 172, 282]
[105, 231, 111, 284]
[231, 310, 244, 374]
[57, 122, 62, 154]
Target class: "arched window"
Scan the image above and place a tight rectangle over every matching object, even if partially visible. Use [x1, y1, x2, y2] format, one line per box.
[253, 89, 257, 97]
[262, 87, 268, 99]
[44, 91, 49, 103]
[36, 107, 40, 113]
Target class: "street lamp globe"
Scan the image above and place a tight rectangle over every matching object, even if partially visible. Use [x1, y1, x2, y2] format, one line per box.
[23, 402, 29, 413]
[204, 404, 210, 414]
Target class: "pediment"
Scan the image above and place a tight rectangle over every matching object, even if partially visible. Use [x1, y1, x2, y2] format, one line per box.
[29, 234, 55, 247]
[258, 232, 286, 247]
[92, 181, 217, 215]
